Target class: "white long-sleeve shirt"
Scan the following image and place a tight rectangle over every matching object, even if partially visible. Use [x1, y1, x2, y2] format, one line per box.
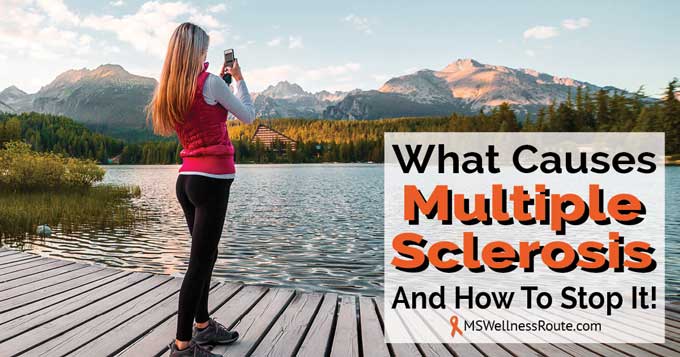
[202, 73, 256, 124]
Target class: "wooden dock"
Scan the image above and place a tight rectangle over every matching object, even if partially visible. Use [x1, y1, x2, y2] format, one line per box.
[0, 248, 679, 356]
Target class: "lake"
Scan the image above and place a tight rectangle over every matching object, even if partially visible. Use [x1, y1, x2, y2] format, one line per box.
[5, 164, 679, 298]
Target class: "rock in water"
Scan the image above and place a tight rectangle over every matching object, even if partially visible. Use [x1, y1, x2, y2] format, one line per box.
[36, 225, 52, 237]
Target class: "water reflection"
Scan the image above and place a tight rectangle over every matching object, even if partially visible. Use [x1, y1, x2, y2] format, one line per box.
[3, 164, 678, 299]
[9, 164, 384, 296]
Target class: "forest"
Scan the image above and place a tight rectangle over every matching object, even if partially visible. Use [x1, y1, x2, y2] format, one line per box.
[1, 79, 678, 164]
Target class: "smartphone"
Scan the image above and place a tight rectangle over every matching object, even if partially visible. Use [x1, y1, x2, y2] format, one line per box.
[222, 49, 235, 84]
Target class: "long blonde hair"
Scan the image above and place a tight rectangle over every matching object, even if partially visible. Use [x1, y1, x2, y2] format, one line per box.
[147, 22, 210, 136]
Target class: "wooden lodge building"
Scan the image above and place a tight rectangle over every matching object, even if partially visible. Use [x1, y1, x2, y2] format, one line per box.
[251, 124, 297, 151]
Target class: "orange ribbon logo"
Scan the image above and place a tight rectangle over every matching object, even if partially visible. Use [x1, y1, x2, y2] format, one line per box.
[450, 314, 463, 337]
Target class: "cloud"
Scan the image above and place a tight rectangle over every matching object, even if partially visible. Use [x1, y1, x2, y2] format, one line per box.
[523, 26, 558, 40]
[0, 1, 228, 61]
[110, 0, 125, 6]
[372, 74, 389, 83]
[525, 49, 536, 57]
[248, 62, 361, 91]
[36, 0, 80, 25]
[288, 35, 303, 49]
[267, 37, 282, 47]
[81, 1, 228, 58]
[562, 17, 591, 30]
[208, 3, 228, 13]
[304, 63, 360, 80]
[237, 40, 255, 49]
[0, 1, 92, 60]
[343, 14, 372, 34]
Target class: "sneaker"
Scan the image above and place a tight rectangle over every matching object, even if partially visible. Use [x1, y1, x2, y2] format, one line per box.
[168, 341, 222, 357]
[193, 318, 239, 346]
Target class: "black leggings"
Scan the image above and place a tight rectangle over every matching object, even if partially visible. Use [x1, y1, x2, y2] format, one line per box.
[175, 174, 233, 341]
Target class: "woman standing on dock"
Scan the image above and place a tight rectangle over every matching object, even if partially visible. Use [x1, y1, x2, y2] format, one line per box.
[147, 22, 255, 357]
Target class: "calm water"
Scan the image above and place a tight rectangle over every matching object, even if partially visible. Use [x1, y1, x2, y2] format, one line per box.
[6, 164, 679, 298]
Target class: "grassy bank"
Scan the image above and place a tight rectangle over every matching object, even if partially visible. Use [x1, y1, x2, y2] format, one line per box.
[0, 185, 142, 241]
[0, 141, 143, 241]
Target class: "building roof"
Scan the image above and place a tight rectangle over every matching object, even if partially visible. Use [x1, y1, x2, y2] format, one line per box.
[251, 124, 297, 146]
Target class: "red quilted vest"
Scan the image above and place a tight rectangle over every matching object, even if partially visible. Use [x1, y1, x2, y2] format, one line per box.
[175, 68, 235, 175]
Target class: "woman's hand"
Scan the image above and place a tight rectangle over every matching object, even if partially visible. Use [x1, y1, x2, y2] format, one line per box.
[221, 59, 243, 82]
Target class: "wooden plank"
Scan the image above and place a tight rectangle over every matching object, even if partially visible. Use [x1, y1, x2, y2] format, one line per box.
[358, 297, 390, 357]
[558, 309, 677, 356]
[0, 265, 111, 312]
[667, 309, 680, 325]
[419, 344, 454, 356]
[0, 250, 24, 259]
[0, 259, 73, 284]
[513, 301, 648, 356]
[605, 344, 662, 356]
[0, 256, 46, 273]
[409, 310, 454, 357]
[78, 282, 240, 357]
[469, 343, 513, 357]
[498, 344, 545, 356]
[445, 343, 485, 357]
[0, 271, 129, 325]
[0, 250, 17, 258]
[26, 277, 182, 356]
[330, 295, 360, 357]
[213, 288, 296, 356]
[0, 252, 27, 264]
[550, 344, 601, 356]
[0, 255, 37, 269]
[666, 316, 680, 330]
[0, 256, 59, 274]
[118, 282, 242, 357]
[0, 271, 144, 333]
[251, 292, 323, 357]
[656, 336, 680, 351]
[0, 274, 169, 356]
[0, 249, 675, 357]
[373, 297, 421, 357]
[619, 341, 680, 355]
[0, 252, 38, 265]
[667, 325, 680, 342]
[0, 263, 92, 300]
[426, 307, 483, 357]
[569, 308, 665, 345]
[297, 293, 339, 357]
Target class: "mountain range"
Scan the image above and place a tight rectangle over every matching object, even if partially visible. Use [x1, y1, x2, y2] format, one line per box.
[0, 59, 634, 139]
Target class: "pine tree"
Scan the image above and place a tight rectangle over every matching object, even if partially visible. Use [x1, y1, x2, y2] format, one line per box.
[596, 89, 610, 130]
[663, 79, 680, 153]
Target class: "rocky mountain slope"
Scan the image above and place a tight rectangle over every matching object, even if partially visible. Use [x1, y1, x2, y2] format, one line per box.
[2, 65, 157, 139]
[31, 65, 157, 135]
[1, 59, 632, 138]
[0, 100, 15, 113]
[324, 58, 613, 119]
[0, 85, 32, 113]
[251, 81, 350, 118]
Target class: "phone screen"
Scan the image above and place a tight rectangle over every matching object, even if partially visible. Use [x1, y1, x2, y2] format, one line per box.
[223, 49, 235, 84]
[224, 49, 235, 65]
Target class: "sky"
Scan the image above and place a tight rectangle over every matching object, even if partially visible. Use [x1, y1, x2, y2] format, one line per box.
[0, 0, 678, 96]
